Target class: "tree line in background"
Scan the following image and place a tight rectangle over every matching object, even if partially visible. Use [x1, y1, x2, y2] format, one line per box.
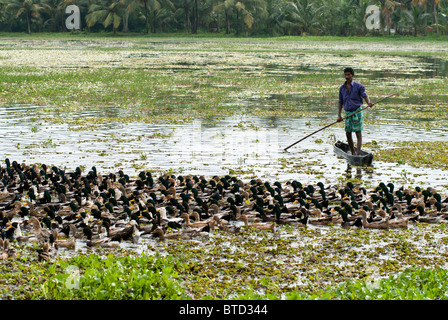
[0, 0, 447, 36]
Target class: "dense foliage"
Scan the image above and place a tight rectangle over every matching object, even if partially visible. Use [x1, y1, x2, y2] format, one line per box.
[4, 250, 448, 300]
[40, 253, 189, 299]
[38, 257, 448, 300]
[1, 0, 448, 36]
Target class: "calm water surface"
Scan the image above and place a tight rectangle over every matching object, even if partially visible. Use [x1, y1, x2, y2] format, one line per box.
[1, 103, 447, 189]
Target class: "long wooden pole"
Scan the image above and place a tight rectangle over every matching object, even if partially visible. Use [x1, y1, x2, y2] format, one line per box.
[283, 93, 398, 151]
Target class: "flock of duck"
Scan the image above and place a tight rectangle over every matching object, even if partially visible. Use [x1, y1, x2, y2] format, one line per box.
[1, 158, 448, 261]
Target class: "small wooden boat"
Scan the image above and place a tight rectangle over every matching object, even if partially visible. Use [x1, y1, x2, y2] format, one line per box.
[334, 140, 373, 166]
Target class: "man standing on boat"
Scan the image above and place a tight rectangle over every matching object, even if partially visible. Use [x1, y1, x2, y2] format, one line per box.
[337, 67, 373, 155]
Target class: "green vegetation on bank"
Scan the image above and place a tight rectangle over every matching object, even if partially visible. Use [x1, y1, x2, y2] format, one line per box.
[41, 253, 188, 300]
[3, 31, 448, 41]
[1, 0, 448, 38]
[3, 244, 448, 300]
[3, 219, 448, 301]
[304, 267, 448, 300]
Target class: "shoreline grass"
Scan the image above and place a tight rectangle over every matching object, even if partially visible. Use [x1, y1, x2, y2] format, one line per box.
[2, 31, 448, 40]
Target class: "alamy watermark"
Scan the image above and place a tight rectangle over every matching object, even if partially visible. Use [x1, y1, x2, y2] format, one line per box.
[174, 119, 281, 165]
[65, 5, 81, 30]
[65, 265, 80, 290]
[364, 265, 381, 290]
[365, 5, 381, 31]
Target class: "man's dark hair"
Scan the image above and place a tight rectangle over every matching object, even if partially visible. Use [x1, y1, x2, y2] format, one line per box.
[344, 67, 354, 75]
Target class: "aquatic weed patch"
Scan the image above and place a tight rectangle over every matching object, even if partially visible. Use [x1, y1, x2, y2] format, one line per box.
[2, 205, 448, 300]
[1, 37, 447, 126]
[375, 141, 448, 170]
[38, 252, 189, 300]
[300, 267, 448, 300]
[149, 223, 448, 299]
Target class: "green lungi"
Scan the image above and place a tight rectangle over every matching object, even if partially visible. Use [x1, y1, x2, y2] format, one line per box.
[344, 109, 363, 132]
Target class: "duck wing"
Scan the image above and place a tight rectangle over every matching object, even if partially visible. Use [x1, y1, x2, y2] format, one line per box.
[109, 225, 134, 242]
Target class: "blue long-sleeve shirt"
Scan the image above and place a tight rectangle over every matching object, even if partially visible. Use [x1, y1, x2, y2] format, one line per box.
[339, 81, 368, 112]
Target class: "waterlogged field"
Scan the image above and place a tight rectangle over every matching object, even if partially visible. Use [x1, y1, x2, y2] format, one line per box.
[1, 35, 448, 300]
[0, 36, 447, 186]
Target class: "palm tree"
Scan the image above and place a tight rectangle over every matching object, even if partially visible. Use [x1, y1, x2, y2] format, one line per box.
[377, 0, 402, 33]
[120, 0, 141, 32]
[86, 0, 125, 33]
[348, 0, 371, 35]
[391, 5, 407, 34]
[0, 2, 6, 24]
[145, 0, 175, 32]
[333, 0, 352, 35]
[433, 0, 441, 35]
[241, 0, 268, 34]
[312, 0, 337, 36]
[1, 1, 15, 31]
[191, 0, 199, 33]
[234, 1, 254, 34]
[438, 2, 448, 35]
[403, 2, 432, 35]
[213, 0, 259, 35]
[265, 0, 288, 35]
[213, 0, 236, 34]
[42, 0, 71, 31]
[285, 0, 322, 35]
[139, 0, 150, 32]
[145, 0, 161, 32]
[412, 0, 441, 35]
[173, 0, 194, 32]
[5, 0, 47, 34]
[201, 0, 221, 32]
